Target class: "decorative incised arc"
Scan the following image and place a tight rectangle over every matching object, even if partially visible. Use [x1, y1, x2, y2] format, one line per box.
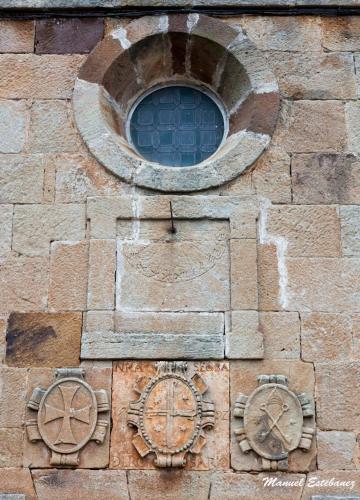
[25, 368, 110, 466]
[127, 361, 215, 467]
[234, 374, 315, 471]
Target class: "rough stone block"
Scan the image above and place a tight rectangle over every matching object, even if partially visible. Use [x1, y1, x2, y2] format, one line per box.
[111, 361, 229, 470]
[0, 315, 7, 363]
[260, 311, 300, 359]
[352, 314, 360, 359]
[346, 102, 360, 153]
[301, 313, 352, 362]
[251, 146, 291, 203]
[32, 470, 129, 500]
[0, 367, 27, 427]
[0, 205, 12, 257]
[128, 471, 210, 500]
[292, 153, 360, 204]
[317, 430, 357, 470]
[13, 204, 85, 256]
[0, 429, 23, 467]
[0, 469, 36, 500]
[321, 16, 360, 51]
[87, 196, 134, 238]
[303, 471, 360, 499]
[341, 206, 360, 256]
[88, 239, 116, 310]
[0, 155, 45, 203]
[0, 100, 28, 153]
[267, 205, 340, 257]
[29, 100, 81, 153]
[24, 366, 112, 468]
[49, 241, 88, 311]
[269, 52, 357, 100]
[5, 312, 82, 367]
[0, 20, 34, 52]
[230, 239, 258, 310]
[230, 360, 316, 472]
[0, 54, 84, 99]
[258, 243, 280, 311]
[226, 311, 263, 359]
[35, 18, 104, 54]
[85, 310, 114, 332]
[0, 256, 48, 313]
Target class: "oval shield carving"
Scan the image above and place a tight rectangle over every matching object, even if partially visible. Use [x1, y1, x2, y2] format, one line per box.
[37, 377, 98, 455]
[244, 383, 303, 461]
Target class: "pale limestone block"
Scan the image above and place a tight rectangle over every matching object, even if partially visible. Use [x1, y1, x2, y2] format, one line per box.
[0, 205, 12, 257]
[85, 311, 115, 332]
[0, 429, 23, 467]
[322, 16, 360, 51]
[260, 311, 300, 359]
[88, 239, 116, 310]
[0, 469, 36, 500]
[286, 257, 360, 313]
[0, 155, 44, 203]
[303, 471, 360, 499]
[87, 196, 133, 238]
[251, 146, 291, 203]
[346, 101, 360, 153]
[32, 470, 129, 500]
[226, 310, 263, 359]
[317, 431, 357, 470]
[0, 100, 28, 153]
[352, 314, 360, 359]
[0, 256, 48, 313]
[258, 243, 280, 311]
[341, 206, 360, 256]
[316, 362, 360, 430]
[49, 241, 88, 311]
[29, 100, 81, 153]
[0, 367, 28, 427]
[0, 20, 34, 52]
[267, 205, 341, 257]
[231, 239, 258, 310]
[0, 495, 25, 500]
[13, 204, 85, 256]
[0, 54, 84, 99]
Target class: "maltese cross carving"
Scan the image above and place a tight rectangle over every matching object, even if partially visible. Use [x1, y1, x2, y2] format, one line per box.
[25, 368, 109, 466]
[127, 362, 215, 467]
[234, 374, 315, 471]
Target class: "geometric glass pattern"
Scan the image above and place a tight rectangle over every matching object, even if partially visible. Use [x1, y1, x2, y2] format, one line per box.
[130, 86, 225, 167]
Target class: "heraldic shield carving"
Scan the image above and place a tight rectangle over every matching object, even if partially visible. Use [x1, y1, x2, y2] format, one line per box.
[127, 361, 215, 468]
[25, 368, 110, 466]
[234, 374, 315, 471]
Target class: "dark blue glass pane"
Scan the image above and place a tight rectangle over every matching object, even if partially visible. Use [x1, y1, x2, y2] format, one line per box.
[130, 86, 224, 167]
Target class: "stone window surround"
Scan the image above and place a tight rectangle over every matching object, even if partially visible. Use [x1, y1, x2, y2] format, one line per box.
[73, 13, 279, 192]
[82, 194, 263, 360]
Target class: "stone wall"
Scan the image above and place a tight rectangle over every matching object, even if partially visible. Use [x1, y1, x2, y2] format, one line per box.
[0, 10, 360, 500]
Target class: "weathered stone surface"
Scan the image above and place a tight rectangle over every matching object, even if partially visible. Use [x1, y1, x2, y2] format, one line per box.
[268, 52, 357, 100]
[5, 312, 82, 367]
[346, 102, 360, 153]
[352, 314, 360, 359]
[24, 367, 111, 468]
[87, 196, 133, 238]
[13, 204, 85, 256]
[230, 239, 258, 310]
[260, 312, 300, 359]
[32, 469, 129, 500]
[29, 100, 81, 153]
[316, 362, 360, 430]
[210, 471, 305, 499]
[88, 239, 116, 310]
[341, 206, 360, 256]
[128, 471, 210, 500]
[0, 315, 7, 363]
[226, 311, 263, 359]
[317, 431, 357, 470]
[258, 243, 280, 311]
[111, 361, 229, 470]
[35, 18, 104, 54]
[231, 360, 316, 472]
[301, 313, 352, 362]
[0, 20, 34, 53]
[0, 54, 84, 98]
[267, 205, 340, 257]
[0, 205, 11, 257]
[286, 257, 360, 313]
[0, 101, 28, 153]
[0, 155, 45, 203]
[251, 147, 291, 203]
[0, 469, 36, 500]
[0, 429, 23, 467]
[292, 153, 360, 204]
[322, 16, 360, 51]
[49, 241, 88, 311]
[0, 256, 48, 313]
[0, 367, 27, 427]
[276, 100, 346, 153]
[303, 471, 360, 499]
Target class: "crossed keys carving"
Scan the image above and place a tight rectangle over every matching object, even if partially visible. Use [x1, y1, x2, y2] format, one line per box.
[44, 385, 92, 445]
[259, 387, 290, 445]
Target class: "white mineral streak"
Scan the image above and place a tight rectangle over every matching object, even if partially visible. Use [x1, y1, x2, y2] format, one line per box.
[187, 13, 199, 32]
[131, 185, 141, 242]
[112, 27, 131, 49]
[158, 15, 169, 32]
[212, 53, 227, 91]
[255, 81, 279, 94]
[258, 198, 289, 309]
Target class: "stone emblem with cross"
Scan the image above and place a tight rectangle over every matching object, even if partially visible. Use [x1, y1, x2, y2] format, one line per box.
[127, 361, 215, 467]
[25, 368, 110, 466]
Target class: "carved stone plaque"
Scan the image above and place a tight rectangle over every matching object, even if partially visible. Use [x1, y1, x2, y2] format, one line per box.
[25, 368, 110, 466]
[127, 361, 215, 467]
[234, 374, 315, 471]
